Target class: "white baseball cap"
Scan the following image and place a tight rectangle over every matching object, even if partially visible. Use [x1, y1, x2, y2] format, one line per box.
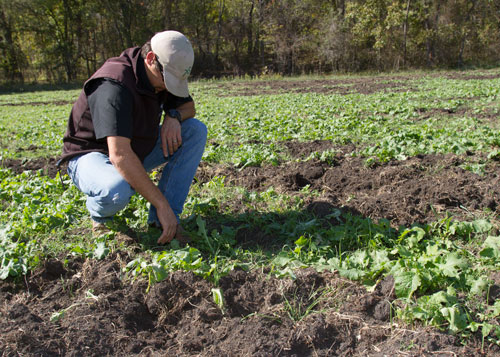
[151, 31, 194, 97]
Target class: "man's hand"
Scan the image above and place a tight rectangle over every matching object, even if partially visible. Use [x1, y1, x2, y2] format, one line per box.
[107, 136, 179, 244]
[160, 101, 196, 157]
[156, 203, 178, 244]
[161, 117, 182, 156]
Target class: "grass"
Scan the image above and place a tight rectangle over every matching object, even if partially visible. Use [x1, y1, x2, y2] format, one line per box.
[0, 69, 499, 343]
[282, 284, 327, 322]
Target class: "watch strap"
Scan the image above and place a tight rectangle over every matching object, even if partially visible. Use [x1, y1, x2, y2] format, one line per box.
[167, 109, 182, 124]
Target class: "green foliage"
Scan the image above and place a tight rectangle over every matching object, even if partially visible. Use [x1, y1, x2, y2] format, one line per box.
[211, 287, 225, 311]
[0, 169, 84, 235]
[0, 168, 88, 278]
[125, 246, 214, 292]
[1, 73, 500, 345]
[282, 285, 326, 322]
[3, 0, 500, 83]
[0, 225, 36, 279]
[258, 209, 499, 338]
[197, 74, 500, 167]
[0, 91, 75, 159]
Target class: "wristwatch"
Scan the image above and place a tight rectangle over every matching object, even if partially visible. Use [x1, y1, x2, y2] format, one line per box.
[167, 109, 182, 124]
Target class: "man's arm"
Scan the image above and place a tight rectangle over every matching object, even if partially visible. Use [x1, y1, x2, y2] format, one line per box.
[161, 99, 196, 156]
[107, 135, 177, 244]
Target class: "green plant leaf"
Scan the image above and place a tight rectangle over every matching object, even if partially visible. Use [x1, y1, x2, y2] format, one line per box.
[212, 287, 225, 311]
[392, 268, 421, 298]
[480, 236, 500, 259]
[440, 305, 467, 333]
[482, 323, 494, 338]
[469, 276, 488, 295]
[93, 242, 109, 260]
[437, 252, 467, 278]
[50, 310, 66, 322]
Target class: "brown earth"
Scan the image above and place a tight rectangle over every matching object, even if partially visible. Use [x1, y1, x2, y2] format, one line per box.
[1, 100, 74, 106]
[213, 77, 414, 97]
[197, 143, 500, 227]
[412, 106, 500, 124]
[208, 71, 500, 97]
[1, 157, 61, 178]
[1, 254, 495, 356]
[4, 144, 498, 228]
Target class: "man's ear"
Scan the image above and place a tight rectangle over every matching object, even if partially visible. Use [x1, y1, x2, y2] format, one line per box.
[145, 51, 156, 66]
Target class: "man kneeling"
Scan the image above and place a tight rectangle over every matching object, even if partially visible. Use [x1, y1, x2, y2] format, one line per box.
[59, 31, 206, 244]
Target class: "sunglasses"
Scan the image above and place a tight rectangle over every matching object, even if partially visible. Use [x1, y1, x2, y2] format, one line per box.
[155, 56, 164, 79]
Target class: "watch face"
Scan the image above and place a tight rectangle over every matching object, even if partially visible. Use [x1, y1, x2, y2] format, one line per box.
[169, 109, 181, 122]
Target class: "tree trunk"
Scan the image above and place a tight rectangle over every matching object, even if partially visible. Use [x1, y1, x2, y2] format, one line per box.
[247, 0, 254, 58]
[163, 0, 173, 30]
[0, 8, 24, 82]
[458, 0, 477, 67]
[403, 0, 411, 68]
[424, 0, 440, 67]
[215, 0, 225, 62]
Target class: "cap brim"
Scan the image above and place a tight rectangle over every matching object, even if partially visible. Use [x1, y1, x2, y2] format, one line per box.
[163, 70, 189, 97]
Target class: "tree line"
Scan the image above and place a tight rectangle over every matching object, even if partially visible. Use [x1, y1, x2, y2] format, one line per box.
[1, 0, 499, 84]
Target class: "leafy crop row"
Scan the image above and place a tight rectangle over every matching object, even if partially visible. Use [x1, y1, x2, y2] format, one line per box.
[195, 75, 500, 167]
[0, 71, 499, 346]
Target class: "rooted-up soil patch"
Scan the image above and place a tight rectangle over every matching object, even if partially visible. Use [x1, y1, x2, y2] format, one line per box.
[441, 73, 500, 81]
[1, 100, 74, 106]
[412, 106, 500, 124]
[197, 151, 500, 227]
[213, 77, 414, 97]
[1, 157, 60, 178]
[281, 140, 349, 158]
[1, 255, 494, 356]
[207, 71, 500, 98]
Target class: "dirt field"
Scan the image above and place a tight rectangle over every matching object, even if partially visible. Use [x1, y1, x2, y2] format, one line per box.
[198, 145, 499, 228]
[1, 75, 499, 356]
[2, 256, 494, 356]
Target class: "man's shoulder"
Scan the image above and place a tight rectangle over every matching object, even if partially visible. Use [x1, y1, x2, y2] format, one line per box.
[86, 78, 131, 99]
[86, 60, 136, 93]
[120, 46, 141, 58]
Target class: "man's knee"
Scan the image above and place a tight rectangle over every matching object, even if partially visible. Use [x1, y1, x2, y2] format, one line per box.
[185, 118, 207, 144]
[88, 180, 134, 217]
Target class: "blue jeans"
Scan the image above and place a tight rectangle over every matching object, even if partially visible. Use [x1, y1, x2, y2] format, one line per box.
[67, 118, 207, 224]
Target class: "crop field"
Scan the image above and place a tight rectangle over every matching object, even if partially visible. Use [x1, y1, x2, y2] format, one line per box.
[1, 70, 500, 355]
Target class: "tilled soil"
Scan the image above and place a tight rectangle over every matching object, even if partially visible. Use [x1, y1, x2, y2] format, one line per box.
[0, 254, 493, 356]
[197, 145, 500, 227]
[1, 157, 60, 178]
[6, 145, 498, 227]
[208, 71, 500, 97]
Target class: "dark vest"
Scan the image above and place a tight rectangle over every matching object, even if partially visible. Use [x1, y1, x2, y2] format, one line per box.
[60, 47, 164, 164]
